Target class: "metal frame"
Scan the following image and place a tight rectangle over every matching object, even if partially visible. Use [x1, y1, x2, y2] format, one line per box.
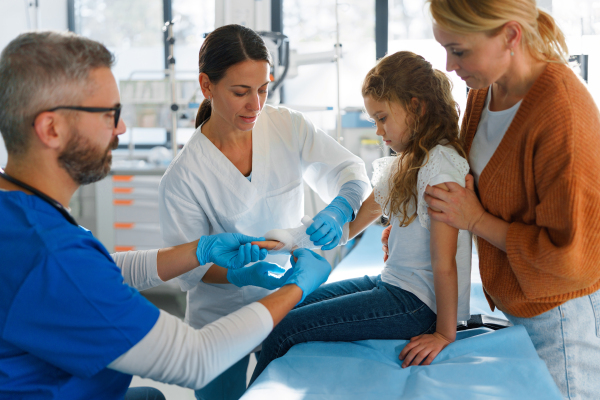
[375, 0, 388, 60]
[67, 0, 76, 32]
[271, 0, 283, 33]
[162, 0, 173, 71]
[271, 0, 285, 101]
[570, 54, 589, 83]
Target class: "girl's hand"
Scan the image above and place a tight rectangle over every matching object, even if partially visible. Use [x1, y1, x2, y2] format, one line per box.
[424, 174, 486, 232]
[251, 240, 284, 251]
[381, 225, 391, 262]
[251, 240, 298, 262]
[398, 332, 452, 368]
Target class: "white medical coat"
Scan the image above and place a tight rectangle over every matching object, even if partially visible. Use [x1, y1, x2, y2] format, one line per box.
[159, 105, 370, 329]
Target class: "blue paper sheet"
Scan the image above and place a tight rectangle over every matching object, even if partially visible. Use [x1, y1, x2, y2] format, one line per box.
[243, 326, 562, 399]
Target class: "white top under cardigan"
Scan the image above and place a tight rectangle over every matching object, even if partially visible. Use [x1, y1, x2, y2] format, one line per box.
[469, 87, 522, 186]
[108, 250, 273, 390]
[371, 144, 472, 322]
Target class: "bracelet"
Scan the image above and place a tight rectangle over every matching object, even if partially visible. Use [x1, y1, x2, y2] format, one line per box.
[469, 210, 486, 233]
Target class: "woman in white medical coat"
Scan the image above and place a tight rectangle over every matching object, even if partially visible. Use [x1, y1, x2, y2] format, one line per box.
[158, 24, 370, 400]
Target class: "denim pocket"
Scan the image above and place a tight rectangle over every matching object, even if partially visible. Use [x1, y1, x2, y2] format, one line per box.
[589, 289, 600, 338]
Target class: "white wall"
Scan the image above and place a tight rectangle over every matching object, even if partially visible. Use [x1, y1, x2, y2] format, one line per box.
[0, 0, 68, 167]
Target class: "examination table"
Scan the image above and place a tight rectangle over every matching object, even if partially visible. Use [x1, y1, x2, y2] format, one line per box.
[242, 225, 562, 399]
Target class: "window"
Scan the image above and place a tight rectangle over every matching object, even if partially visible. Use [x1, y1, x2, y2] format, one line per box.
[282, 0, 376, 130]
[73, 0, 165, 81]
[172, 0, 215, 74]
[388, 0, 467, 119]
[73, 0, 215, 148]
[553, 0, 600, 104]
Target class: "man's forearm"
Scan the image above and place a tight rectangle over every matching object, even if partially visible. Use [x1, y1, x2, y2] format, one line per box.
[258, 284, 303, 326]
[156, 240, 200, 281]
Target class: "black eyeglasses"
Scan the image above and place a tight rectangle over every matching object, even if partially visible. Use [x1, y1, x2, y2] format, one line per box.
[32, 104, 122, 128]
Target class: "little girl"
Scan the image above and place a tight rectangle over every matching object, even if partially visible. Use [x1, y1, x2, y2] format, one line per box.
[250, 51, 472, 382]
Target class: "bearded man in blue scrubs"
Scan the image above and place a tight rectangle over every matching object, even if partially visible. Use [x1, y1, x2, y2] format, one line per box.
[0, 31, 332, 399]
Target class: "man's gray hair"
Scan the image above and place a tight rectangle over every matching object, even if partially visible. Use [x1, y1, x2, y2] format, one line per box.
[0, 31, 114, 155]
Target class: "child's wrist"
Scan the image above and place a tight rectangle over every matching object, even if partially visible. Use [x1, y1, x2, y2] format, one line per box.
[432, 331, 454, 344]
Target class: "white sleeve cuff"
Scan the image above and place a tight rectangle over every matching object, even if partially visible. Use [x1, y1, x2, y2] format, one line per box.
[112, 249, 163, 291]
[175, 263, 212, 292]
[246, 302, 274, 331]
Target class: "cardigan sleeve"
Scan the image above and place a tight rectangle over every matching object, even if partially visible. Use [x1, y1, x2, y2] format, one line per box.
[504, 91, 600, 299]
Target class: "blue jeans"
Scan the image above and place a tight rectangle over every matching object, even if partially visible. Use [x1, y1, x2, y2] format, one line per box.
[503, 289, 600, 400]
[125, 387, 166, 400]
[195, 353, 253, 400]
[250, 275, 437, 385]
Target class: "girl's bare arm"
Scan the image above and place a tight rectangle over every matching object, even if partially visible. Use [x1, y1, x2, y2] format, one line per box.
[348, 191, 383, 239]
[399, 182, 459, 367]
[428, 189, 459, 343]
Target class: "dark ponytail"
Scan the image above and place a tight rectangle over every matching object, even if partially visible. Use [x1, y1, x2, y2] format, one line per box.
[195, 24, 272, 128]
[195, 99, 212, 129]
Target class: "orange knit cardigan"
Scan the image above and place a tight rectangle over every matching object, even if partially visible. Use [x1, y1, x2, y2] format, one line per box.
[462, 62, 600, 318]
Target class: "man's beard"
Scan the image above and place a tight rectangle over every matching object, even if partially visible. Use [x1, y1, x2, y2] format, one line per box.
[58, 128, 119, 185]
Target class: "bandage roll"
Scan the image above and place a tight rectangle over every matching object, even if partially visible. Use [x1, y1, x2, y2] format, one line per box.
[263, 216, 316, 254]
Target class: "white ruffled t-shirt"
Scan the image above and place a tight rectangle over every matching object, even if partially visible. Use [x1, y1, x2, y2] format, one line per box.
[371, 144, 472, 322]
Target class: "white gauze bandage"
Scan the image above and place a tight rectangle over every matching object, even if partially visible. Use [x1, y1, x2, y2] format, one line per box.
[263, 216, 320, 254]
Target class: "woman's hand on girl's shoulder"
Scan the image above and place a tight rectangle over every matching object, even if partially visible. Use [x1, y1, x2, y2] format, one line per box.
[381, 225, 391, 262]
[424, 174, 485, 232]
[398, 332, 453, 368]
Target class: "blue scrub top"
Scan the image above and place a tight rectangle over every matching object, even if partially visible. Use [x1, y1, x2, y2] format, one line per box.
[0, 190, 160, 399]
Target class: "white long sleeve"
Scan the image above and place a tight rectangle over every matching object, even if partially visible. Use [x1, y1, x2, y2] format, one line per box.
[111, 249, 163, 291]
[107, 303, 273, 389]
[293, 110, 370, 203]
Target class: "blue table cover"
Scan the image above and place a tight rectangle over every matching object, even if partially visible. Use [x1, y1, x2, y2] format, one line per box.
[244, 326, 561, 399]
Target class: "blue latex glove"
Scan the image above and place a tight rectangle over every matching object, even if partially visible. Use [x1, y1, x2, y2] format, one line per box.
[196, 233, 268, 269]
[227, 262, 294, 289]
[285, 248, 332, 303]
[306, 196, 353, 250]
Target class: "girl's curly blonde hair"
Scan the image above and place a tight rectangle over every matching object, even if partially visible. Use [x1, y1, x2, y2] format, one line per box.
[362, 51, 465, 226]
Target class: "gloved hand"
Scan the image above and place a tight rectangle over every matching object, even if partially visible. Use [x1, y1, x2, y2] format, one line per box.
[227, 262, 294, 290]
[196, 233, 268, 269]
[285, 248, 332, 303]
[306, 196, 353, 250]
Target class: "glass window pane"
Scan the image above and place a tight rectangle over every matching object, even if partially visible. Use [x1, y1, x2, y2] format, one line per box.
[388, 0, 433, 40]
[552, 0, 600, 105]
[282, 0, 376, 119]
[388, 0, 467, 118]
[74, 0, 165, 81]
[172, 0, 215, 74]
[74, 0, 167, 148]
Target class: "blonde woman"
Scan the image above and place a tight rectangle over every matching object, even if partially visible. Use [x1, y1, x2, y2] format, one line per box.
[250, 51, 473, 384]
[424, 1, 600, 398]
